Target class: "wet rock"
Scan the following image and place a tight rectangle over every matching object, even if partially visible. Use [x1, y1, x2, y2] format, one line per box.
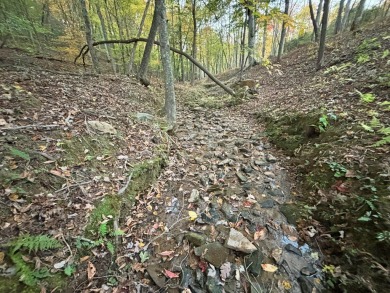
[261, 199, 276, 208]
[221, 202, 238, 222]
[241, 165, 253, 174]
[180, 267, 194, 288]
[225, 228, 257, 253]
[301, 265, 317, 276]
[285, 244, 302, 256]
[245, 249, 263, 276]
[266, 154, 277, 163]
[194, 243, 230, 267]
[188, 189, 200, 203]
[236, 171, 248, 182]
[280, 204, 302, 225]
[298, 276, 316, 293]
[206, 265, 223, 293]
[267, 188, 284, 197]
[146, 264, 166, 288]
[185, 232, 207, 247]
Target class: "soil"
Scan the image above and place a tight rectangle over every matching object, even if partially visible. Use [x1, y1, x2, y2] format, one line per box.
[0, 19, 389, 293]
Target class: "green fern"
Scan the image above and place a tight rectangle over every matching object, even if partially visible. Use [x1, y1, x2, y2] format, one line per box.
[9, 147, 30, 161]
[373, 135, 390, 147]
[98, 222, 108, 237]
[10, 234, 62, 254]
[5, 235, 62, 287]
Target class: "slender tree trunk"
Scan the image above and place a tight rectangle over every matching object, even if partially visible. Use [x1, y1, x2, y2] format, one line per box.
[342, 0, 352, 30]
[315, 0, 324, 31]
[177, 2, 184, 81]
[351, 0, 366, 31]
[138, 1, 161, 86]
[239, 14, 247, 77]
[247, 1, 256, 66]
[277, 0, 290, 62]
[156, 0, 176, 128]
[317, 0, 330, 70]
[80, 0, 100, 73]
[128, 0, 150, 74]
[262, 6, 269, 59]
[309, 0, 319, 42]
[335, 0, 345, 34]
[191, 0, 197, 84]
[95, 4, 116, 74]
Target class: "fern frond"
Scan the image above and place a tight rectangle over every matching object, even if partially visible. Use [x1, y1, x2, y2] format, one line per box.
[98, 223, 108, 237]
[10, 234, 62, 254]
[373, 135, 390, 147]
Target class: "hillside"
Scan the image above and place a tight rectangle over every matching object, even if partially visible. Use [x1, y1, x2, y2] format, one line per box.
[0, 19, 389, 293]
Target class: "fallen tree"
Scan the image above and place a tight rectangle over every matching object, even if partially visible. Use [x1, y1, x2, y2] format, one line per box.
[75, 38, 236, 97]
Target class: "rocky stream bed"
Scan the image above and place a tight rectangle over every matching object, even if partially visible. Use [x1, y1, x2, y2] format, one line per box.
[124, 105, 325, 293]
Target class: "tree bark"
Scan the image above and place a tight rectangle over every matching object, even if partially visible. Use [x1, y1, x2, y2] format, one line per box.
[315, 0, 324, 31]
[138, 0, 161, 86]
[247, 1, 256, 66]
[191, 0, 197, 85]
[316, 0, 330, 70]
[128, 0, 150, 75]
[262, 5, 269, 59]
[95, 4, 116, 74]
[79, 0, 100, 73]
[342, 0, 352, 30]
[308, 0, 319, 42]
[156, 0, 176, 129]
[335, 0, 345, 34]
[351, 0, 366, 31]
[277, 0, 290, 62]
[75, 38, 236, 97]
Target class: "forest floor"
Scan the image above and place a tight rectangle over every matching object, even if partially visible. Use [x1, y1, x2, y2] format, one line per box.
[0, 19, 389, 293]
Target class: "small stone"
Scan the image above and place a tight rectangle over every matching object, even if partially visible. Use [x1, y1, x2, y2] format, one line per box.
[245, 250, 263, 276]
[206, 265, 224, 293]
[264, 171, 275, 178]
[146, 264, 166, 288]
[185, 232, 207, 247]
[189, 189, 200, 203]
[194, 243, 230, 268]
[298, 276, 316, 293]
[285, 244, 302, 256]
[261, 199, 275, 208]
[218, 158, 231, 166]
[301, 265, 317, 276]
[254, 160, 268, 166]
[225, 228, 257, 253]
[236, 171, 248, 182]
[266, 154, 277, 163]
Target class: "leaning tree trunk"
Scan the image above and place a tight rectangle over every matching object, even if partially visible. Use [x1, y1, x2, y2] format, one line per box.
[309, 0, 319, 42]
[335, 0, 345, 34]
[138, 0, 162, 86]
[128, 0, 150, 75]
[351, 0, 366, 31]
[79, 0, 100, 73]
[277, 0, 290, 62]
[316, 0, 330, 70]
[157, 0, 176, 129]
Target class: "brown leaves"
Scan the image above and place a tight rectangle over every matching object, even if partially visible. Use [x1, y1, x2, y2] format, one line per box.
[87, 261, 96, 280]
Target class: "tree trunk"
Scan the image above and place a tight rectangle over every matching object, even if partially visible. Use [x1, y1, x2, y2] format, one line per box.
[79, 0, 100, 73]
[315, 0, 324, 31]
[351, 0, 366, 31]
[247, 1, 256, 66]
[316, 0, 330, 70]
[138, 1, 162, 86]
[308, 0, 319, 42]
[128, 0, 151, 75]
[335, 0, 345, 34]
[277, 0, 290, 62]
[191, 0, 197, 85]
[342, 0, 352, 30]
[262, 6, 269, 59]
[95, 4, 116, 74]
[157, 0, 176, 128]
[178, 2, 185, 81]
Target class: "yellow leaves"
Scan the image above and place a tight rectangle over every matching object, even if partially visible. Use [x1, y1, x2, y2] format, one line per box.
[188, 211, 197, 221]
[261, 263, 278, 272]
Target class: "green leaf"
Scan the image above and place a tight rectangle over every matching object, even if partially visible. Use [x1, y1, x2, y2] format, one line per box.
[106, 241, 115, 254]
[9, 147, 30, 160]
[382, 49, 389, 59]
[64, 265, 76, 276]
[379, 127, 390, 135]
[361, 123, 374, 132]
[140, 251, 149, 263]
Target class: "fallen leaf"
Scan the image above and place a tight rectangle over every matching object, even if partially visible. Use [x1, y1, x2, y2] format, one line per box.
[80, 256, 90, 262]
[87, 261, 96, 280]
[198, 260, 208, 272]
[132, 262, 145, 273]
[164, 269, 180, 278]
[0, 251, 4, 264]
[159, 250, 175, 256]
[188, 211, 197, 221]
[282, 280, 292, 290]
[220, 262, 231, 280]
[261, 263, 278, 272]
[254, 227, 267, 241]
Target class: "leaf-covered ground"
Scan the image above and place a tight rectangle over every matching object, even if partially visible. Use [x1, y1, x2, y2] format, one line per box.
[0, 19, 389, 293]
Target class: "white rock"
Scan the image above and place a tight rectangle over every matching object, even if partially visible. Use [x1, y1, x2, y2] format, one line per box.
[225, 228, 257, 253]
